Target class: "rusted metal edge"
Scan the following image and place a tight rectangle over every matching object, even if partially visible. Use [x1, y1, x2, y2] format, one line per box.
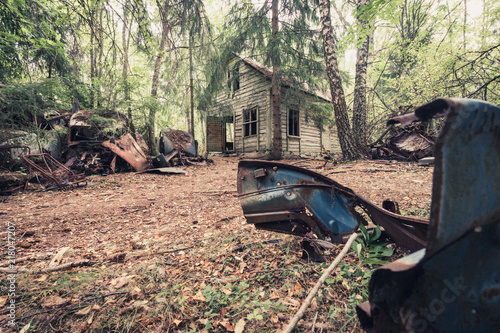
[237, 159, 429, 251]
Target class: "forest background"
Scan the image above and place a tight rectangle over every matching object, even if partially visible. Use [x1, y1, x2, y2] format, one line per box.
[1, 0, 499, 159]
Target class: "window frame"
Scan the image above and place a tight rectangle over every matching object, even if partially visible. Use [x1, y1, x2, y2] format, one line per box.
[243, 107, 258, 137]
[288, 108, 300, 137]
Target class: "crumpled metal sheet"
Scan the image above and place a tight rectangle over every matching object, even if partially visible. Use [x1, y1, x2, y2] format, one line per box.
[102, 134, 150, 172]
[237, 160, 429, 252]
[357, 98, 500, 332]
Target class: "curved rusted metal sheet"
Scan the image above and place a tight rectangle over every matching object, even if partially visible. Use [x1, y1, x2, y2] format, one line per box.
[358, 98, 500, 332]
[237, 160, 429, 251]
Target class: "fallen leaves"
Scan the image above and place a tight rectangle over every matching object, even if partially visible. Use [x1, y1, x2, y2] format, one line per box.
[0, 295, 8, 307]
[234, 318, 246, 333]
[109, 275, 135, 290]
[33, 274, 48, 282]
[75, 306, 90, 316]
[192, 289, 206, 302]
[43, 296, 70, 308]
[282, 297, 301, 310]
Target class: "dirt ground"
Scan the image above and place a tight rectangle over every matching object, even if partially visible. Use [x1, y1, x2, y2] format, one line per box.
[0, 156, 434, 332]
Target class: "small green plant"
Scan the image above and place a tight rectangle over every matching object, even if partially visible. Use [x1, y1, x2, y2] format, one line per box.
[351, 224, 394, 265]
[247, 308, 264, 320]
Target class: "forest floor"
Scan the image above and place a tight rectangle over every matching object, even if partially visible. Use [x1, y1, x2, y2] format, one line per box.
[0, 156, 433, 333]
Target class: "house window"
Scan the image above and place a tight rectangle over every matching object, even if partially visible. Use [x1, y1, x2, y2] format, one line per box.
[227, 64, 240, 94]
[288, 109, 299, 137]
[243, 107, 258, 137]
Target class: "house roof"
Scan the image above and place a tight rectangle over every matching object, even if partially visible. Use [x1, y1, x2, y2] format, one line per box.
[235, 55, 332, 103]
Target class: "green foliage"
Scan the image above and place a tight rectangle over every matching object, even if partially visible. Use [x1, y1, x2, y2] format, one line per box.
[0, 79, 89, 132]
[400, 203, 430, 218]
[307, 102, 335, 129]
[2, 0, 499, 149]
[351, 224, 394, 265]
[0, 0, 71, 82]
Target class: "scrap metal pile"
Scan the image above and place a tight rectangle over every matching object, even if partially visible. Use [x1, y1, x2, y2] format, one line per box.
[370, 122, 438, 161]
[153, 129, 209, 168]
[237, 160, 429, 252]
[1, 108, 207, 192]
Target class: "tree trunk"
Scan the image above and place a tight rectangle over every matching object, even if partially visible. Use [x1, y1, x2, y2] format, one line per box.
[148, 4, 169, 156]
[97, 4, 103, 107]
[90, 8, 95, 108]
[189, 35, 195, 139]
[319, 0, 360, 160]
[122, 4, 135, 136]
[270, 0, 282, 160]
[352, 0, 371, 153]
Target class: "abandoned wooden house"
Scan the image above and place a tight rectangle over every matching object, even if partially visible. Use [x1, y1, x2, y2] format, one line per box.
[206, 56, 341, 155]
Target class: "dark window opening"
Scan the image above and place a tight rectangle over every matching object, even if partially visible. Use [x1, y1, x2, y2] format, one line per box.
[288, 109, 299, 137]
[243, 107, 258, 137]
[233, 65, 240, 91]
[227, 64, 240, 94]
[225, 117, 234, 152]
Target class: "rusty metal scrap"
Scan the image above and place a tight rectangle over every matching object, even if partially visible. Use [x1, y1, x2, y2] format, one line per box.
[357, 98, 500, 332]
[158, 129, 197, 157]
[21, 153, 86, 190]
[102, 134, 150, 172]
[237, 160, 429, 252]
[153, 130, 211, 169]
[371, 126, 437, 161]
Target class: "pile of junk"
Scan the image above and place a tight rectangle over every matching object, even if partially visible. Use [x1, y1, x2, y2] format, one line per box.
[0, 107, 207, 194]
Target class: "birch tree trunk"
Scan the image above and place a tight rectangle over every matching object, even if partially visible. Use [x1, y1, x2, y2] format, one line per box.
[353, 0, 370, 152]
[97, 4, 103, 107]
[319, 0, 360, 160]
[270, 0, 282, 160]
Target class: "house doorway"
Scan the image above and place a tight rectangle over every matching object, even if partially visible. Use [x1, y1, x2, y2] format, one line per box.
[206, 116, 234, 153]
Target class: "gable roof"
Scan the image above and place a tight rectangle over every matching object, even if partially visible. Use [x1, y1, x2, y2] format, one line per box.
[234, 55, 332, 103]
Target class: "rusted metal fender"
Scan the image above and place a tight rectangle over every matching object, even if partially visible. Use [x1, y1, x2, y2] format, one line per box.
[357, 98, 500, 332]
[102, 134, 150, 172]
[237, 160, 429, 251]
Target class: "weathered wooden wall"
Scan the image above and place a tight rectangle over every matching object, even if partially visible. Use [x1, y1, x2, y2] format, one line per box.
[208, 57, 341, 155]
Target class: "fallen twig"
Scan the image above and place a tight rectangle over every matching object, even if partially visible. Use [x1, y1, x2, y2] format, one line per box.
[49, 247, 70, 266]
[0, 245, 192, 275]
[282, 233, 358, 333]
[127, 246, 192, 261]
[0, 260, 97, 274]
